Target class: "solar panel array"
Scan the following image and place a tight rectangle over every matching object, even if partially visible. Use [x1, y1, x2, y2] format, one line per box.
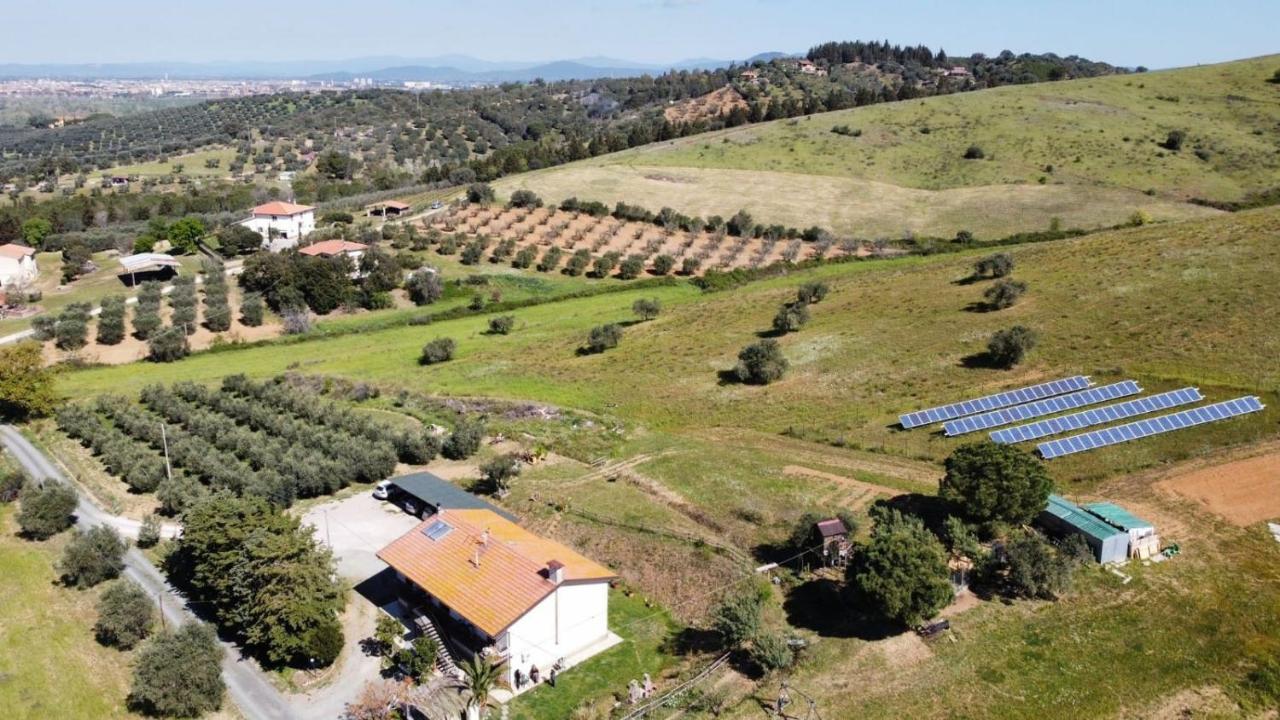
[1038, 396, 1265, 459]
[943, 380, 1141, 436]
[899, 376, 1091, 429]
[991, 387, 1203, 444]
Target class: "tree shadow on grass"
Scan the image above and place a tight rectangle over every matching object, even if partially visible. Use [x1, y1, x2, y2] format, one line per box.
[661, 626, 721, 657]
[963, 301, 999, 314]
[716, 368, 744, 386]
[951, 274, 986, 287]
[959, 351, 1003, 369]
[782, 577, 900, 641]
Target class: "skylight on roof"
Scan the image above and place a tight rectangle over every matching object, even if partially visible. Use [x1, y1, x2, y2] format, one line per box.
[422, 520, 452, 541]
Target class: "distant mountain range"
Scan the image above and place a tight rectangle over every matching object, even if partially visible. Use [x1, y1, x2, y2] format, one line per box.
[0, 52, 798, 83]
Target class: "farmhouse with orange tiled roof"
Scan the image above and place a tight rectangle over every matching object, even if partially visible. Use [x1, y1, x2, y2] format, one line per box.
[237, 200, 316, 251]
[378, 507, 620, 693]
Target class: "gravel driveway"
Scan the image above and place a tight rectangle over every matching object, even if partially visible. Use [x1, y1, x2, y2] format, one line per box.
[301, 491, 421, 581]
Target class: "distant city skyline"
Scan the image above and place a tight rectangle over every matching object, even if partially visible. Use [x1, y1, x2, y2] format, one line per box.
[4, 0, 1277, 70]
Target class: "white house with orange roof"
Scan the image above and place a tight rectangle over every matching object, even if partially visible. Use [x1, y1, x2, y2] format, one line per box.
[378, 507, 620, 695]
[238, 201, 316, 251]
[0, 243, 38, 289]
[299, 240, 368, 277]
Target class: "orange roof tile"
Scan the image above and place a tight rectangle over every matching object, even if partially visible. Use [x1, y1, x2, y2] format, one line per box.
[0, 243, 36, 259]
[250, 201, 315, 216]
[377, 509, 615, 637]
[298, 240, 367, 257]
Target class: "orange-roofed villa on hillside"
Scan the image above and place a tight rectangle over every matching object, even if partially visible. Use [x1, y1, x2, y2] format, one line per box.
[377, 507, 621, 695]
[237, 201, 316, 251]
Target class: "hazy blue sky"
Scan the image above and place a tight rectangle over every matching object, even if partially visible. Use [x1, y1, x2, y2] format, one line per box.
[5, 0, 1277, 69]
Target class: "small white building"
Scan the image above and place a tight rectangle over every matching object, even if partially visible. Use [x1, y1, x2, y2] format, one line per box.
[0, 243, 38, 289]
[378, 508, 619, 695]
[238, 201, 316, 251]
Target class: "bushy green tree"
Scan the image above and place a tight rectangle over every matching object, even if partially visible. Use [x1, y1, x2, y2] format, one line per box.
[508, 190, 542, 208]
[97, 296, 127, 345]
[216, 225, 264, 256]
[420, 338, 456, 365]
[940, 442, 1052, 526]
[21, 217, 53, 248]
[167, 217, 206, 255]
[405, 269, 443, 305]
[396, 636, 439, 682]
[617, 254, 645, 280]
[772, 302, 809, 334]
[137, 514, 163, 548]
[95, 579, 155, 649]
[632, 298, 661, 321]
[0, 342, 58, 420]
[681, 257, 702, 275]
[986, 325, 1037, 368]
[751, 632, 795, 673]
[983, 279, 1027, 310]
[479, 454, 521, 495]
[442, 420, 484, 460]
[239, 292, 265, 327]
[974, 253, 1014, 278]
[393, 429, 441, 465]
[711, 583, 766, 649]
[584, 323, 623, 354]
[847, 508, 952, 627]
[148, 326, 191, 363]
[734, 339, 788, 384]
[129, 623, 224, 717]
[16, 481, 78, 539]
[487, 315, 516, 335]
[1001, 530, 1077, 599]
[59, 525, 128, 588]
[651, 254, 675, 275]
[796, 282, 830, 304]
[466, 183, 495, 203]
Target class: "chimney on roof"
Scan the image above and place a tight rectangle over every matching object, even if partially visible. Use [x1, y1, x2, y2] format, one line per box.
[480, 529, 489, 547]
[546, 560, 565, 585]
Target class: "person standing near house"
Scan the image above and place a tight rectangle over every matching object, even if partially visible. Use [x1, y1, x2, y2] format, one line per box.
[548, 667, 557, 687]
[530, 665, 540, 684]
[642, 673, 655, 698]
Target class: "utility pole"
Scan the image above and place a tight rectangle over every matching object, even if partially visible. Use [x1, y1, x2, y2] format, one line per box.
[159, 423, 172, 482]
[323, 508, 331, 547]
[157, 590, 165, 630]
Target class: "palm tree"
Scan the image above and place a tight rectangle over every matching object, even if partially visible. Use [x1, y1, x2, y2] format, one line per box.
[459, 655, 503, 719]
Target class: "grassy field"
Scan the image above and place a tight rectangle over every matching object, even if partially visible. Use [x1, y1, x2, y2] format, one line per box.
[90, 147, 239, 180]
[57, 207, 1280, 487]
[497, 55, 1280, 239]
[0, 505, 142, 719]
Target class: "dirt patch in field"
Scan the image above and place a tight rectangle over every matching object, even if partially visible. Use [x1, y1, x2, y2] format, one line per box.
[782, 465, 904, 507]
[1155, 450, 1280, 526]
[1131, 686, 1241, 719]
[663, 85, 748, 125]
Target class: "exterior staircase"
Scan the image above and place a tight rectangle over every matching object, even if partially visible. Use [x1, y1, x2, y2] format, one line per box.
[412, 606, 461, 677]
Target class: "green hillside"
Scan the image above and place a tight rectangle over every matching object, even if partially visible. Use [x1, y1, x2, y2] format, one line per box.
[59, 207, 1280, 485]
[498, 55, 1280, 238]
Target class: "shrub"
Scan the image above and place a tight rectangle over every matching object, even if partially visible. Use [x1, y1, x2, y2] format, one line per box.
[537, 246, 563, 272]
[393, 429, 441, 465]
[236, 291, 263, 327]
[95, 579, 155, 649]
[983, 279, 1028, 310]
[681, 257, 702, 275]
[54, 316, 88, 350]
[771, 302, 809, 334]
[617, 254, 645, 280]
[17, 481, 78, 539]
[129, 624, 224, 718]
[420, 338, 456, 365]
[963, 144, 985, 159]
[59, 525, 128, 588]
[282, 308, 312, 335]
[466, 183, 495, 204]
[583, 323, 623, 354]
[941, 442, 1053, 526]
[986, 325, 1038, 368]
[734, 339, 788, 384]
[405, 268, 444, 306]
[488, 315, 516, 335]
[796, 282, 829, 304]
[442, 420, 484, 460]
[1002, 530, 1077, 599]
[1162, 129, 1186, 151]
[974, 253, 1014, 278]
[508, 189, 542, 208]
[591, 252, 620, 278]
[651, 254, 675, 275]
[97, 296, 127, 345]
[847, 508, 952, 627]
[305, 618, 345, 667]
[512, 246, 537, 269]
[479, 454, 521, 495]
[137, 514, 163, 548]
[396, 636, 439, 682]
[632, 298, 662, 321]
[320, 211, 355, 226]
[751, 632, 795, 672]
[148, 326, 190, 363]
[32, 314, 57, 341]
[0, 469, 26, 503]
[565, 250, 591, 276]
[711, 584, 765, 649]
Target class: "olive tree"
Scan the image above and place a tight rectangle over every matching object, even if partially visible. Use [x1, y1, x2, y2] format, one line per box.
[129, 624, 224, 717]
[986, 325, 1037, 368]
[95, 579, 155, 649]
[420, 338, 456, 365]
[631, 298, 661, 321]
[734, 339, 788, 384]
[17, 481, 78, 539]
[59, 525, 128, 588]
[983, 279, 1027, 310]
[583, 324, 623, 354]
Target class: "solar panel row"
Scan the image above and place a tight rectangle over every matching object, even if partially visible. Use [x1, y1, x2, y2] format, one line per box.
[899, 376, 1091, 429]
[943, 380, 1141, 436]
[1038, 396, 1265, 459]
[991, 387, 1203, 444]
